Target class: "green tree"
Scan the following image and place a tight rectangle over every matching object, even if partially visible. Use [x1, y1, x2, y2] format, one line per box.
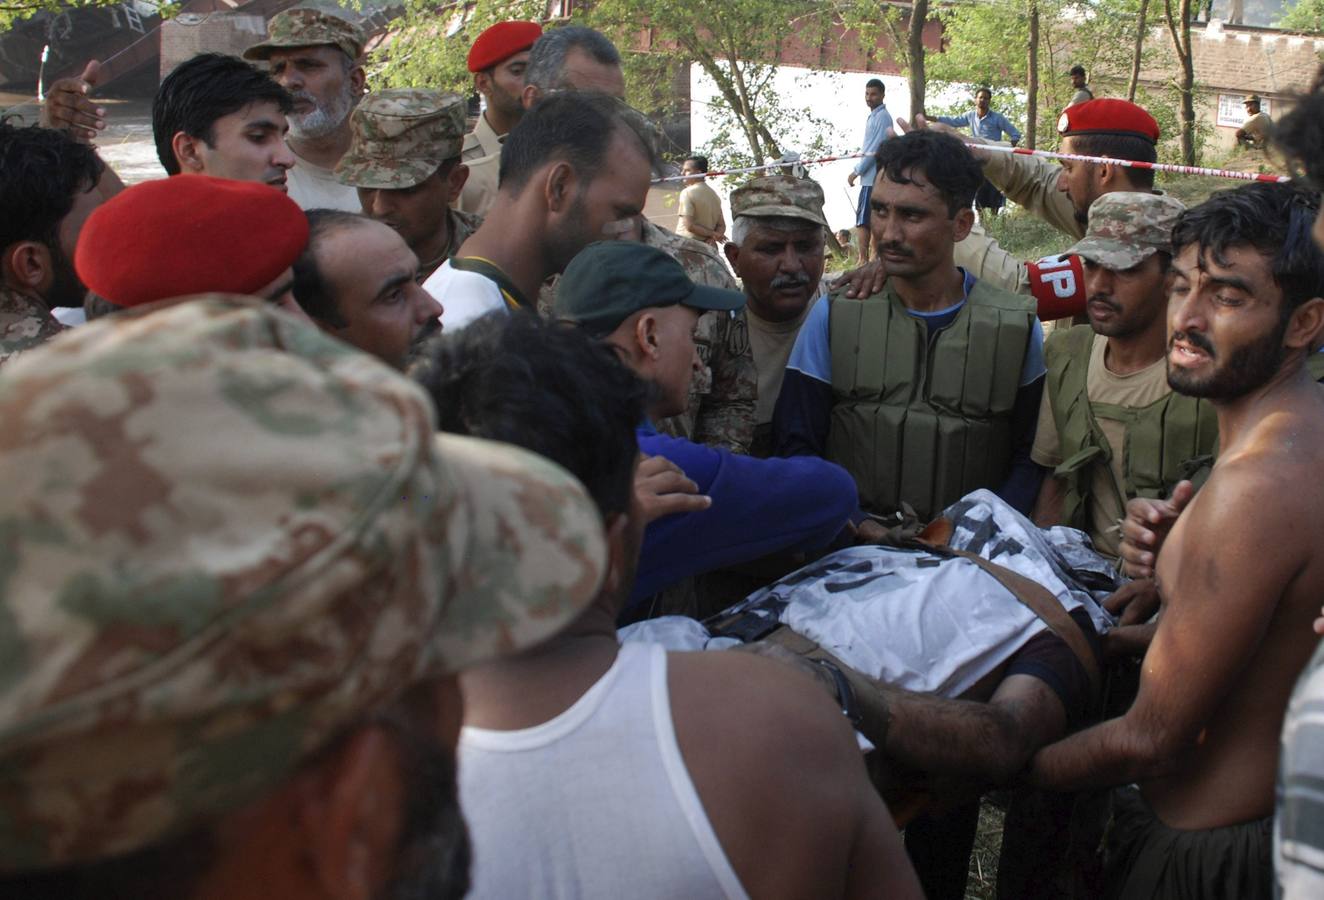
[0, 0, 172, 34]
[1280, 0, 1324, 30]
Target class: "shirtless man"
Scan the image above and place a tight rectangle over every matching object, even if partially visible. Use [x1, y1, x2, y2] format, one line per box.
[1029, 181, 1324, 899]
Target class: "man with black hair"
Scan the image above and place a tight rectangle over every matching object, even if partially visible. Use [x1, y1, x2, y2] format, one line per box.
[1068, 65, 1093, 106]
[0, 122, 106, 365]
[422, 91, 654, 330]
[776, 130, 1045, 526]
[459, 24, 626, 216]
[293, 209, 441, 369]
[1030, 182, 1324, 900]
[152, 53, 296, 189]
[415, 311, 922, 900]
[676, 155, 726, 246]
[846, 77, 892, 264]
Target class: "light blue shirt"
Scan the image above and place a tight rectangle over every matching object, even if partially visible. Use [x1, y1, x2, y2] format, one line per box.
[937, 109, 1022, 144]
[854, 104, 894, 180]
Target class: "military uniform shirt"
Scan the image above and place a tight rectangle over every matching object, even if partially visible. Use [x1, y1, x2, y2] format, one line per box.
[745, 291, 821, 427]
[0, 287, 66, 369]
[286, 147, 362, 212]
[676, 181, 724, 243]
[1031, 333, 1169, 559]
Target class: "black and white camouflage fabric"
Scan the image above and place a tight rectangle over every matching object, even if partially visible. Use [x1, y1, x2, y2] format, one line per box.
[621, 489, 1119, 698]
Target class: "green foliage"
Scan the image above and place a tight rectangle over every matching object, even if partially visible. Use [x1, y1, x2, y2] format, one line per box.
[0, 0, 175, 32]
[1280, 0, 1324, 31]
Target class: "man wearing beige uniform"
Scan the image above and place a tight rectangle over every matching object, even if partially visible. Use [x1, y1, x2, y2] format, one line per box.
[676, 155, 726, 246]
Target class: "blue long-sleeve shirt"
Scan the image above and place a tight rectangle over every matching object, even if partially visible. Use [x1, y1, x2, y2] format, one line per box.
[772, 270, 1046, 515]
[937, 109, 1021, 144]
[853, 104, 894, 181]
[632, 425, 858, 607]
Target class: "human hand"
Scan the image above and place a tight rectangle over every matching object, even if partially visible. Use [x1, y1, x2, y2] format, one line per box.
[634, 453, 710, 524]
[41, 60, 106, 142]
[847, 171, 858, 187]
[852, 518, 889, 545]
[1118, 481, 1195, 579]
[1103, 578, 1160, 626]
[829, 259, 887, 299]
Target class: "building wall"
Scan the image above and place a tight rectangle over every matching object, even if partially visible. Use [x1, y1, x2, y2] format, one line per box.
[160, 11, 268, 78]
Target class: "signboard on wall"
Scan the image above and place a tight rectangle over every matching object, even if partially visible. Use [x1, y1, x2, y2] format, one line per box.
[1217, 94, 1273, 128]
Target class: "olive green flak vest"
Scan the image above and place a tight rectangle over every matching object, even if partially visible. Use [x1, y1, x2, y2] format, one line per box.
[1044, 324, 1219, 532]
[1308, 350, 1324, 382]
[827, 281, 1035, 522]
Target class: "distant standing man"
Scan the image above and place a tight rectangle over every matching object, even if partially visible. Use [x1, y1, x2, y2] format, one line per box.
[336, 89, 482, 281]
[846, 78, 892, 264]
[1237, 94, 1273, 150]
[675, 155, 726, 246]
[456, 20, 542, 216]
[936, 87, 1022, 213]
[243, 7, 367, 211]
[1068, 65, 1094, 106]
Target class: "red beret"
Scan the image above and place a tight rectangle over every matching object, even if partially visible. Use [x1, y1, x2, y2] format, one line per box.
[75, 175, 309, 308]
[467, 20, 542, 73]
[1057, 99, 1160, 144]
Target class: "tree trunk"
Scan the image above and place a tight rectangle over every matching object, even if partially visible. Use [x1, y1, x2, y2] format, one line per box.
[908, 0, 929, 119]
[1163, 0, 1196, 165]
[1128, 0, 1150, 101]
[1027, 0, 1039, 150]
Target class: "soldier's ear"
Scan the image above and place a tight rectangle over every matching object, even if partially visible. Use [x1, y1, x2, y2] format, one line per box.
[3, 241, 53, 292]
[446, 163, 469, 203]
[348, 63, 366, 96]
[521, 83, 541, 111]
[723, 241, 739, 268]
[544, 161, 576, 212]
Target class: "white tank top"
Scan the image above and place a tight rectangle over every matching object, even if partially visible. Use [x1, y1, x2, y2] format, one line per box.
[458, 641, 749, 900]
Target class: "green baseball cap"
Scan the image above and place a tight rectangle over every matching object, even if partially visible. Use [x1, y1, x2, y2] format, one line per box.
[554, 241, 745, 336]
[244, 7, 365, 61]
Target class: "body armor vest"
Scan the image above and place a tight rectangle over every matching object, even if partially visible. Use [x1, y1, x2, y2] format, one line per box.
[1044, 325, 1219, 531]
[826, 281, 1035, 521]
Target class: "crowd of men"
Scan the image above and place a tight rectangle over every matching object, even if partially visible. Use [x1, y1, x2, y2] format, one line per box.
[2, 7, 1324, 899]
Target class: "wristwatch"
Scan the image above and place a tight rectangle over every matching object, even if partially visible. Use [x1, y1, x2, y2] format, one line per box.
[812, 658, 863, 729]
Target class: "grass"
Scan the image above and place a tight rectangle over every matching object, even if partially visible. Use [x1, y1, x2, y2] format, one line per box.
[965, 800, 1005, 900]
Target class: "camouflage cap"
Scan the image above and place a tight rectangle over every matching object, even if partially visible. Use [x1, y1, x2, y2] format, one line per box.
[730, 175, 827, 228]
[1064, 191, 1187, 270]
[0, 296, 606, 872]
[1244, 93, 1262, 104]
[336, 89, 467, 189]
[243, 7, 365, 62]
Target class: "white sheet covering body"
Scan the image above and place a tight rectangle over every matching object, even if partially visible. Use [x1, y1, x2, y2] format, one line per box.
[621, 490, 1118, 699]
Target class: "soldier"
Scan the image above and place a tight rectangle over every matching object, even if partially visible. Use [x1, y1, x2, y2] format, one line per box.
[455, 20, 542, 217]
[336, 89, 482, 282]
[1068, 64, 1093, 106]
[0, 295, 608, 898]
[723, 175, 829, 456]
[1237, 94, 1273, 150]
[0, 123, 106, 366]
[243, 7, 367, 211]
[72, 175, 310, 320]
[1032, 192, 1215, 564]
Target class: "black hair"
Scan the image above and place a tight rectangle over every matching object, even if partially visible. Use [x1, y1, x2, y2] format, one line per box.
[1172, 182, 1324, 315]
[498, 91, 657, 194]
[866, 78, 885, 92]
[524, 25, 622, 91]
[415, 311, 645, 520]
[684, 155, 709, 172]
[152, 53, 294, 175]
[291, 208, 370, 327]
[975, 86, 992, 100]
[1070, 64, 1087, 77]
[874, 130, 984, 216]
[1275, 67, 1324, 191]
[1063, 132, 1158, 190]
[0, 121, 104, 252]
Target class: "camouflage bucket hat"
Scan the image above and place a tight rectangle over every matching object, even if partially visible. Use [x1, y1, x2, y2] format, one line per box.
[337, 89, 468, 189]
[0, 296, 606, 873]
[1064, 191, 1187, 270]
[730, 175, 827, 228]
[243, 7, 366, 61]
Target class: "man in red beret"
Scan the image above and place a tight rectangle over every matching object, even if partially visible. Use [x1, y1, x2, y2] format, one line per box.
[73, 175, 309, 319]
[456, 20, 542, 217]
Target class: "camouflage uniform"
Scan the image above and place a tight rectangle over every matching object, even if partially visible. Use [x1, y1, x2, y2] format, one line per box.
[1062, 191, 1186, 269]
[0, 286, 64, 369]
[648, 220, 757, 455]
[336, 89, 484, 281]
[727, 176, 829, 457]
[0, 295, 606, 873]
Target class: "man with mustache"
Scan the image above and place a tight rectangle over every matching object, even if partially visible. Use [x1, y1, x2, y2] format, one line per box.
[336, 90, 481, 282]
[775, 130, 1045, 528]
[1031, 191, 1216, 566]
[1028, 182, 1324, 900]
[244, 7, 366, 211]
[723, 175, 830, 457]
